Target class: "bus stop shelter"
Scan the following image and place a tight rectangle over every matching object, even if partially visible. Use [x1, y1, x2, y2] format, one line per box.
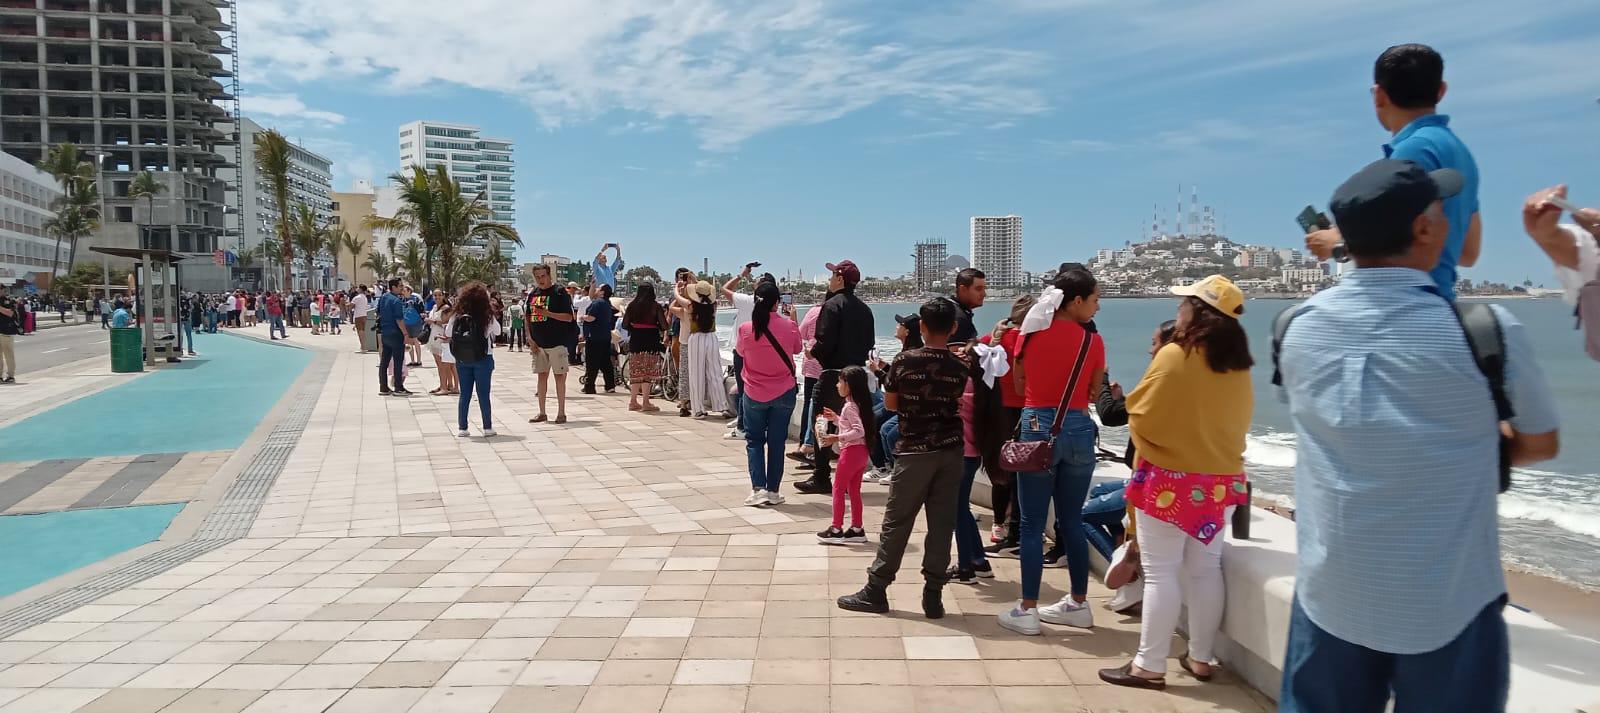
[90, 246, 188, 366]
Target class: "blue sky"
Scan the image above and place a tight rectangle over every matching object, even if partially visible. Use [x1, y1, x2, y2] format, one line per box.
[242, 0, 1600, 285]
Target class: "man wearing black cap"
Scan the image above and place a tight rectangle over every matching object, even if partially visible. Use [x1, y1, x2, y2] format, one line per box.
[1275, 159, 1560, 712]
[796, 260, 874, 495]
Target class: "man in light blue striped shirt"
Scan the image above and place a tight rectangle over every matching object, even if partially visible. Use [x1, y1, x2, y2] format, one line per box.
[1278, 160, 1560, 713]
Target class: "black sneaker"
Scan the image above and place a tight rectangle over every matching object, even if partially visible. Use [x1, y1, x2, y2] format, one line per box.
[947, 567, 979, 585]
[972, 560, 995, 578]
[817, 527, 847, 545]
[922, 585, 945, 619]
[985, 536, 1020, 559]
[785, 451, 814, 465]
[379, 388, 393, 396]
[795, 461, 816, 471]
[794, 477, 831, 495]
[837, 584, 889, 614]
[394, 388, 414, 396]
[1043, 543, 1068, 568]
[841, 527, 868, 543]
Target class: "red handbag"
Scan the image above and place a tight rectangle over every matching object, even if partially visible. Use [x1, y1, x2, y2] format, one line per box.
[998, 329, 1093, 472]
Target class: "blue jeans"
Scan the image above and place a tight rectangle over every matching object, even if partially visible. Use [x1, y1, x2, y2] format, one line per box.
[869, 393, 888, 470]
[1281, 595, 1508, 713]
[1081, 482, 1127, 561]
[879, 414, 900, 469]
[954, 456, 988, 571]
[181, 320, 194, 351]
[798, 376, 819, 447]
[456, 354, 494, 430]
[269, 315, 287, 338]
[1017, 407, 1096, 600]
[743, 388, 797, 492]
[378, 334, 405, 390]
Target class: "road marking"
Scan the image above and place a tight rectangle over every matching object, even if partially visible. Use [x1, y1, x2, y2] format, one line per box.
[93, 340, 108, 345]
[42, 347, 70, 354]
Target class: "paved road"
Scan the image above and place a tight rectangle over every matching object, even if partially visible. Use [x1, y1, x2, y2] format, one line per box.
[7, 323, 108, 375]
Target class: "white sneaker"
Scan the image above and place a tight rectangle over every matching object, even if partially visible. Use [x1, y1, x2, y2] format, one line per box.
[1107, 584, 1143, 613]
[456, 429, 470, 437]
[1038, 596, 1095, 629]
[997, 604, 1042, 636]
[482, 428, 497, 438]
[764, 491, 786, 506]
[744, 490, 769, 507]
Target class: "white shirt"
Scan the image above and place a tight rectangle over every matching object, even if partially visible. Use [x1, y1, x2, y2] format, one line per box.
[350, 293, 369, 318]
[572, 296, 591, 317]
[1553, 223, 1599, 306]
[730, 292, 756, 329]
[225, 295, 236, 311]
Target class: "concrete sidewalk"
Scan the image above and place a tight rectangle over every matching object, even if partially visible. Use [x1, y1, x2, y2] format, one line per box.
[0, 321, 1271, 713]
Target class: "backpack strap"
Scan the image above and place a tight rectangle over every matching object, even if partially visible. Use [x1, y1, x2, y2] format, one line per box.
[1269, 304, 1307, 387]
[1450, 303, 1512, 421]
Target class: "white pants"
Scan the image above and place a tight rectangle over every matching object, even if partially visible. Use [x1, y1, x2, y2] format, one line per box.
[1132, 507, 1231, 674]
[685, 331, 728, 415]
[0, 334, 13, 378]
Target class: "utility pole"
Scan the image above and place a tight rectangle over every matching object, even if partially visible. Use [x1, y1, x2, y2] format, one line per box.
[87, 150, 110, 300]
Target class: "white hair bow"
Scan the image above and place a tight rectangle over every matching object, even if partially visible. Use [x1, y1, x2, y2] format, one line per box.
[971, 342, 1010, 388]
[1020, 286, 1062, 335]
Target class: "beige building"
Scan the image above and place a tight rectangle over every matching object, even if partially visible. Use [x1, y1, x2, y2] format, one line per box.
[330, 189, 376, 288]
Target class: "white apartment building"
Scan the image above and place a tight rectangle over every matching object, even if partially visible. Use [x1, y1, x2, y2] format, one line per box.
[220, 117, 336, 290]
[1282, 267, 1328, 287]
[970, 215, 1022, 287]
[0, 151, 64, 287]
[398, 121, 516, 255]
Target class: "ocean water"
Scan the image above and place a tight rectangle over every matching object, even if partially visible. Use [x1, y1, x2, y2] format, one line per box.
[721, 297, 1599, 589]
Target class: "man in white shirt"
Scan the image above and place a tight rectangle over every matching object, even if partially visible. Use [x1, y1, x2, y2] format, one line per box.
[350, 287, 371, 352]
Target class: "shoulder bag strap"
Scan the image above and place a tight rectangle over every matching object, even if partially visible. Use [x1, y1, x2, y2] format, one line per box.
[1046, 330, 1095, 438]
[762, 326, 796, 376]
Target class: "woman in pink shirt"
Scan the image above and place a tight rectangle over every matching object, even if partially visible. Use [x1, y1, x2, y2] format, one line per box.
[788, 302, 824, 464]
[735, 282, 802, 507]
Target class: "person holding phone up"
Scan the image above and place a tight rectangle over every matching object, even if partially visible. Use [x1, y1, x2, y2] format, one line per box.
[591, 243, 624, 292]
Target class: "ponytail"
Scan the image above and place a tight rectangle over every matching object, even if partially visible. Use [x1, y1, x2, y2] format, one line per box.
[752, 282, 781, 341]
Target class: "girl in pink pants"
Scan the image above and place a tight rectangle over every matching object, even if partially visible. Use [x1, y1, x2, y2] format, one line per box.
[818, 366, 876, 545]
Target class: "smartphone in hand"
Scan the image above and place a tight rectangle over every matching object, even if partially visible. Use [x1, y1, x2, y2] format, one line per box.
[1296, 205, 1331, 235]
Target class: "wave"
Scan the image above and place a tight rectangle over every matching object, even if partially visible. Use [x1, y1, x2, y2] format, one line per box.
[1499, 492, 1600, 540]
[1245, 431, 1298, 469]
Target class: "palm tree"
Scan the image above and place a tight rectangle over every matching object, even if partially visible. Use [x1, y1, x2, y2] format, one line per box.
[326, 225, 350, 290]
[361, 251, 394, 281]
[36, 142, 99, 275]
[288, 203, 329, 292]
[44, 191, 99, 282]
[253, 128, 293, 290]
[340, 231, 365, 288]
[397, 237, 426, 283]
[366, 164, 521, 292]
[126, 171, 165, 250]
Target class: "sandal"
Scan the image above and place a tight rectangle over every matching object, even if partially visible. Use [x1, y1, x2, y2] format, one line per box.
[629, 403, 642, 411]
[1098, 662, 1165, 690]
[554, 414, 567, 424]
[530, 414, 548, 423]
[1178, 653, 1214, 682]
[642, 404, 661, 412]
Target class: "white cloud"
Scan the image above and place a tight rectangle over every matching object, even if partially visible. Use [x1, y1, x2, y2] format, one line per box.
[243, 0, 1050, 150]
[239, 93, 346, 126]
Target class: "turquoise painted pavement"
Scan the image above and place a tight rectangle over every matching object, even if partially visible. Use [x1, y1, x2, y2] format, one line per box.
[0, 503, 183, 597]
[0, 332, 312, 463]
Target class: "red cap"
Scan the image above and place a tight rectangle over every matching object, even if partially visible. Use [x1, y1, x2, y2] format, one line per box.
[825, 260, 861, 286]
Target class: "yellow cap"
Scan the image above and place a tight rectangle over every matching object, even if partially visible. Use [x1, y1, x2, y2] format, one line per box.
[1170, 274, 1244, 319]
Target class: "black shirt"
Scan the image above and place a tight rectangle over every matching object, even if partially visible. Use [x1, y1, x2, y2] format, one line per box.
[582, 299, 615, 343]
[0, 297, 17, 335]
[883, 346, 969, 455]
[526, 285, 576, 348]
[810, 287, 874, 370]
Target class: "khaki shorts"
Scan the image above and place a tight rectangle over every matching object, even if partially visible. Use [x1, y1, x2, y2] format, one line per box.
[531, 345, 569, 374]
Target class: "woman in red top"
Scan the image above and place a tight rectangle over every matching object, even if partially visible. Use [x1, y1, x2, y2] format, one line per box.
[997, 268, 1106, 638]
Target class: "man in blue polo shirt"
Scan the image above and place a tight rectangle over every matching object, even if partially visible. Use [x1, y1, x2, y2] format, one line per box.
[375, 277, 412, 396]
[1307, 43, 1480, 300]
[591, 243, 623, 292]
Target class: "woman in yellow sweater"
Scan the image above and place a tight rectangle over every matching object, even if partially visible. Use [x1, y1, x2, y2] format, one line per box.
[1099, 274, 1254, 690]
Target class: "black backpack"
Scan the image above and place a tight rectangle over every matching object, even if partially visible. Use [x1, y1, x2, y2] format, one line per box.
[1271, 300, 1514, 493]
[451, 314, 488, 363]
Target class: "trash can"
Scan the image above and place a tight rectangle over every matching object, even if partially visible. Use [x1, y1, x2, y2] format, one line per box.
[110, 327, 144, 373]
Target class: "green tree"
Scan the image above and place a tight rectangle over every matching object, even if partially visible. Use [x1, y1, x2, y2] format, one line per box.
[361, 251, 394, 281]
[126, 171, 166, 250]
[340, 230, 365, 288]
[398, 238, 426, 283]
[622, 265, 661, 287]
[288, 203, 328, 291]
[43, 184, 99, 282]
[366, 165, 520, 292]
[36, 142, 100, 275]
[253, 128, 293, 289]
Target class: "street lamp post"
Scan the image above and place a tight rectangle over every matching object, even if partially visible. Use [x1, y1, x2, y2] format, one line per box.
[85, 150, 110, 301]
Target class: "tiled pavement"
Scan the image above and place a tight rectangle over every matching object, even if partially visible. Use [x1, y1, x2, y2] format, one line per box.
[0, 452, 230, 516]
[0, 325, 1272, 712]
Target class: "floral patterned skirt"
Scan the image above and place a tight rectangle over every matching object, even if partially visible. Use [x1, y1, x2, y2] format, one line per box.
[629, 352, 664, 383]
[1126, 459, 1248, 544]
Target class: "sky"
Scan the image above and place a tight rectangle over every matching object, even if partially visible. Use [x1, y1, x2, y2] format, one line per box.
[239, 0, 1600, 285]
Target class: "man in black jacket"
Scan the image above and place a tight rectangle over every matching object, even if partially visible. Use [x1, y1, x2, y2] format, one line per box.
[795, 260, 875, 494]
